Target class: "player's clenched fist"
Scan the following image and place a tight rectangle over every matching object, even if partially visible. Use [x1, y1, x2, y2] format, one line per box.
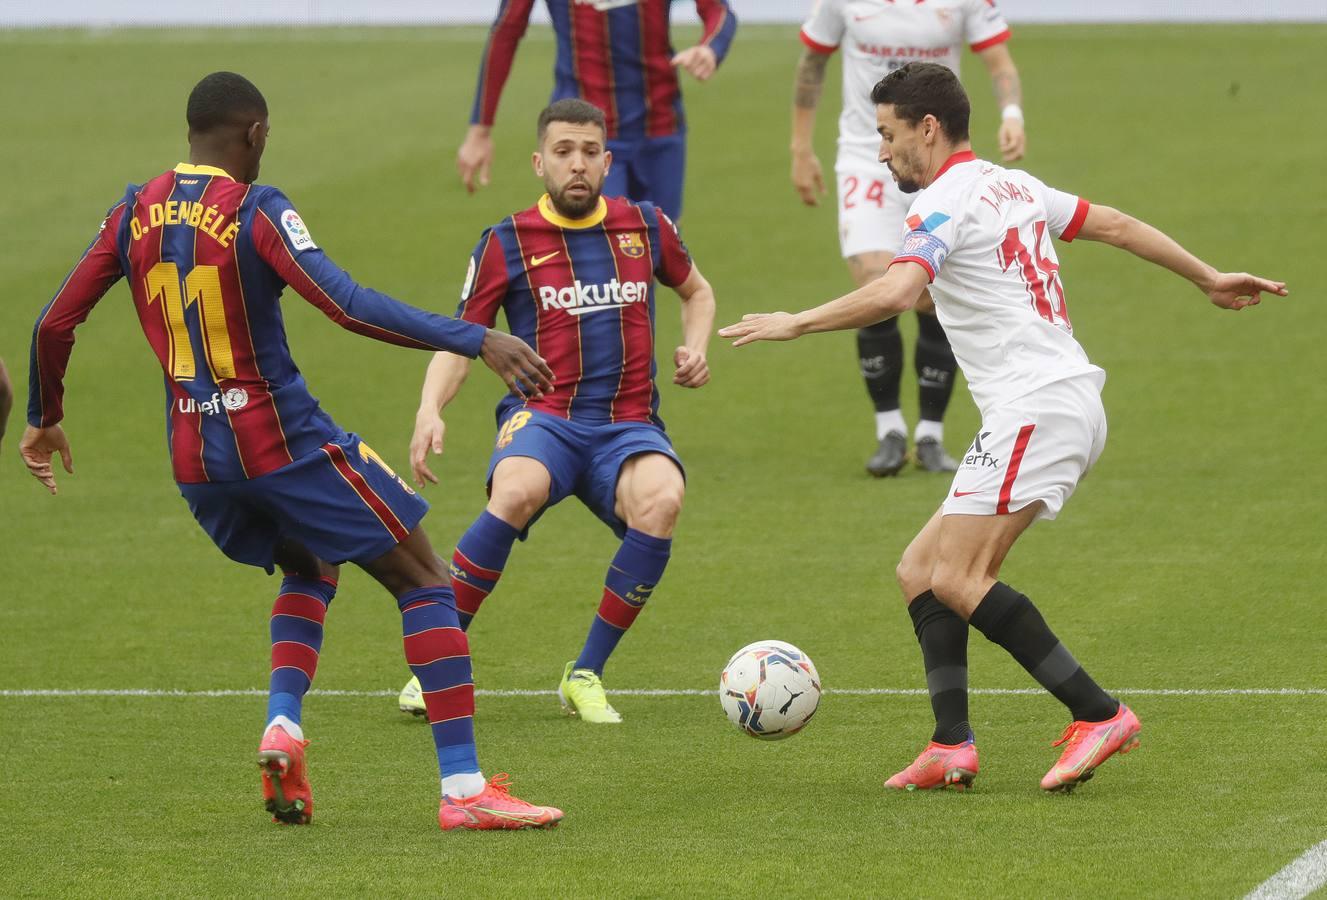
[673, 346, 710, 388]
[479, 329, 555, 399]
[671, 45, 718, 82]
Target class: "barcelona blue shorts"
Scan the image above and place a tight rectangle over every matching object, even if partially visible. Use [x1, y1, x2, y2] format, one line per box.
[605, 133, 686, 221]
[486, 409, 683, 539]
[178, 431, 428, 573]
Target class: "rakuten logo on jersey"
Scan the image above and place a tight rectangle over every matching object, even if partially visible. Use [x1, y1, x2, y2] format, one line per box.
[538, 279, 650, 316]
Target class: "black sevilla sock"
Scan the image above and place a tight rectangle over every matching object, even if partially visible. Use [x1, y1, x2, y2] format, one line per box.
[914, 311, 957, 423]
[857, 319, 903, 414]
[907, 591, 972, 745]
[968, 582, 1118, 723]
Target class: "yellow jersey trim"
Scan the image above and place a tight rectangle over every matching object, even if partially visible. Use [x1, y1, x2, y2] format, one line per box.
[174, 163, 235, 181]
[537, 194, 607, 229]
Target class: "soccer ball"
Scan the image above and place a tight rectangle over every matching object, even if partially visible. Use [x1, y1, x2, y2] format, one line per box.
[719, 640, 821, 740]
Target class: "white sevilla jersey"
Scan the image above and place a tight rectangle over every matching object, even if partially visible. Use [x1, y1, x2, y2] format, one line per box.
[800, 0, 1010, 154]
[891, 151, 1104, 414]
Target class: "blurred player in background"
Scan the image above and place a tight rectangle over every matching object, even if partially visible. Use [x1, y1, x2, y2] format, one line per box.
[399, 98, 715, 724]
[20, 72, 563, 831]
[724, 62, 1284, 792]
[791, 0, 1026, 477]
[0, 358, 12, 452]
[458, 0, 738, 221]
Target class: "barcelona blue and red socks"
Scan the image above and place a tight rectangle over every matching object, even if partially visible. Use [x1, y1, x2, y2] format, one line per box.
[449, 510, 520, 630]
[266, 575, 336, 730]
[574, 529, 672, 676]
[398, 585, 481, 784]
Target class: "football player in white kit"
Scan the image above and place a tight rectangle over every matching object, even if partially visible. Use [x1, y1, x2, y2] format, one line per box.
[791, 0, 1026, 477]
[724, 62, 1285, 793]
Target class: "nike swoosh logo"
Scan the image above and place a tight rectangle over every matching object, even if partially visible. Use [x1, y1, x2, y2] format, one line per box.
[566, 304, 625, 317]
[952, 490, 986, 498]
[530, 251, 560, 266]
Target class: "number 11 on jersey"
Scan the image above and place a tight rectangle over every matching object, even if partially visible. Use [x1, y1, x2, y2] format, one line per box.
[145, 261, 237, 381]
[997, 220, 1071, 330]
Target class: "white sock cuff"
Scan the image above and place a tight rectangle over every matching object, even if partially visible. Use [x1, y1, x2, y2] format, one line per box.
[441, 771, 486, 800]
[914, 419, 944, 443]
[267, 715, 303, 742]
[875, 410, 907, 441]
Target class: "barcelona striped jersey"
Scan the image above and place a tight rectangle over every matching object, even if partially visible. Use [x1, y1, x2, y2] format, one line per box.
[472, 0, 738, 140]
[458, 193, 693, 426]
[29, 163, 487, 484]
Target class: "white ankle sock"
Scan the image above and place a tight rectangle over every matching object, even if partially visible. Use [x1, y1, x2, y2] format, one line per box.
[914, 419, 944, 443]
[875, 410, 907, 441]
[441, 771, 486, 800]
[267, 715, 303, 741]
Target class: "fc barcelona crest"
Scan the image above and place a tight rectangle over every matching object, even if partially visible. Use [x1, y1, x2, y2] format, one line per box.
[617, 232, 646, 259]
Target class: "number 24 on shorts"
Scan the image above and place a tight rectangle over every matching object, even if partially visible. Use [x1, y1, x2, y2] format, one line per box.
[842, 176, 886, 210]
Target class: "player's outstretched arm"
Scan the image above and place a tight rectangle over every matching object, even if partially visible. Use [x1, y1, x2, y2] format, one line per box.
[1075, 204, 1287, 310]
[791, 47, 831, 207]
[673, 265, 716, 388]
[20, 425, 73, 495]
[410, 351, 473, 488]
[977, 43, 1025, 162]
[479, 329, 555, 399]
[719, 261, 929, 347]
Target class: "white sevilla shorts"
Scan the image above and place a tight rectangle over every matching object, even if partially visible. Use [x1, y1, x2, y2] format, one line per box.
[834, 148, 916, 259]
[943, 375, 1108, 522]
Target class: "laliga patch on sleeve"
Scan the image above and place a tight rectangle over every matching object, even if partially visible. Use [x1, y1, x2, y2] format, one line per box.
[280, 209, 316, 252]
[901, 230, 949, 273]
[461, 256, 477, 301]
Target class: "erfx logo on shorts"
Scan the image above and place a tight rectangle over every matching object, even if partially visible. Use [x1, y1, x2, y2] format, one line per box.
[963, 431, 999, 468]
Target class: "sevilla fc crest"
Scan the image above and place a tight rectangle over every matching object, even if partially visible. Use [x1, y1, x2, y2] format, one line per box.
[617, 232, 646, 259]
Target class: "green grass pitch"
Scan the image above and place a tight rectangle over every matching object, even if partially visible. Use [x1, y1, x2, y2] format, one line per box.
[1, 22, 1324, 898]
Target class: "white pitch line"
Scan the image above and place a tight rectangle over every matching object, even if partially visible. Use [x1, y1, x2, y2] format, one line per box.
[1, 687, 1325, 698]
[1246, 839, 1327, 900]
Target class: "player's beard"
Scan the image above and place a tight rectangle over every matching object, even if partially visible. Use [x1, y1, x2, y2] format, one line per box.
[889, 150, 923, 194]
[548, 175, 603, 219]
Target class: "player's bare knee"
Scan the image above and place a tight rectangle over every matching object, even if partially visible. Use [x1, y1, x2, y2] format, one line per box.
[630, 483, 684, 535]
[895, 555, 929, 602]
[934, 562, 987, 613]
[487, 479, 547, 526]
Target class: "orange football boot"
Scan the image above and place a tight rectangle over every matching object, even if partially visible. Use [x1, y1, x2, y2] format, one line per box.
[885, 739, 979, 791]
[438, 774, 563, 831]
[258, 724, 313, 824]
[1040, 703, 1141, 793]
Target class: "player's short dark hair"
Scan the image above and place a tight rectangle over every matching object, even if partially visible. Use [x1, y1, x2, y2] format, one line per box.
[870, 62, 970, 142]
[537, 98, 607, 144]
[187, 72, 268, 134]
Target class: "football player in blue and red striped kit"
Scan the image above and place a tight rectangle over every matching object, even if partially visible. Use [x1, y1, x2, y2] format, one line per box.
[399, 98, 715, 723]
[458, 0, 738, 221]
[19, 72, 563, 831]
